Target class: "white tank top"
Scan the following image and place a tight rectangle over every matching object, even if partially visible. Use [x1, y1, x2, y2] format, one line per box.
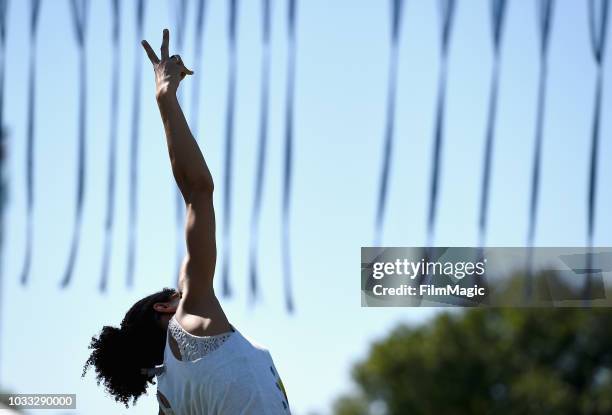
[155, 320, 291, 415]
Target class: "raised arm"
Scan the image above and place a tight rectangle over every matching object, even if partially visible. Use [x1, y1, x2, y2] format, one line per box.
[142, 30, 216, 298]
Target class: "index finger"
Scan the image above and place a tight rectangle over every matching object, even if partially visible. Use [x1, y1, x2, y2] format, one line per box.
[161, 28, 170, 59]
[141, 40, 160, 64]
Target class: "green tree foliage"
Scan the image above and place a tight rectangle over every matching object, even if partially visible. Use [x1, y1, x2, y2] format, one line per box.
[334, 308, 612, 415]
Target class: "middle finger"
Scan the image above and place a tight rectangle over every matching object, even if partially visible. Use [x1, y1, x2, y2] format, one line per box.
[161, 29, 170, 59]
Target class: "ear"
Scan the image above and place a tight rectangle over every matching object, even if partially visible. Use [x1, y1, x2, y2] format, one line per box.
[153, 302, 171, 313]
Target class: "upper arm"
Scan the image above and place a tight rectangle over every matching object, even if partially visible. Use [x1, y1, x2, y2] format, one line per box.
[179, 189, 217, 299]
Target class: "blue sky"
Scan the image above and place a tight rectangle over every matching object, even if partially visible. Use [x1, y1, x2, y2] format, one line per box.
[1, 0, 611, 414]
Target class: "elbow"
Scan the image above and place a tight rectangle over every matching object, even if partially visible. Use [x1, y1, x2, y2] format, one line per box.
[191, 175, 214, 194]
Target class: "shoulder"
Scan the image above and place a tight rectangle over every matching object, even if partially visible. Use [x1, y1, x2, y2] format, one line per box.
[238, 330, 270, 352]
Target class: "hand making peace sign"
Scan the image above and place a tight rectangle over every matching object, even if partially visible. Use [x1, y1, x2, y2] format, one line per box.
[141, 29, 194, 98]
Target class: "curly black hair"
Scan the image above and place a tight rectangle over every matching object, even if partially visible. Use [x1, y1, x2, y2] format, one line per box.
[82, 287, 177, 408]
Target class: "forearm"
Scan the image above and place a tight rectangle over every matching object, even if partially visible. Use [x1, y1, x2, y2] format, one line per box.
[156, 90, 213, 199]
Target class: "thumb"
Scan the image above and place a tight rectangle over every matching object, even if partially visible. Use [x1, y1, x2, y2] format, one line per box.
[180, 66, 194, 80]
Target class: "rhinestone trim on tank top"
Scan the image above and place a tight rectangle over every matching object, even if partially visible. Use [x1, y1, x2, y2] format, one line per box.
[168, 316, 233, 362]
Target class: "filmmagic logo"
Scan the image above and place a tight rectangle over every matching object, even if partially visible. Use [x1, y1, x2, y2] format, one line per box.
[372, 258, 487, 280]
[372, 284, 486, 298]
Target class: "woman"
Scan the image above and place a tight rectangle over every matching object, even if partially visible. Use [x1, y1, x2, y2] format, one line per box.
[83, 29, 290, 414]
